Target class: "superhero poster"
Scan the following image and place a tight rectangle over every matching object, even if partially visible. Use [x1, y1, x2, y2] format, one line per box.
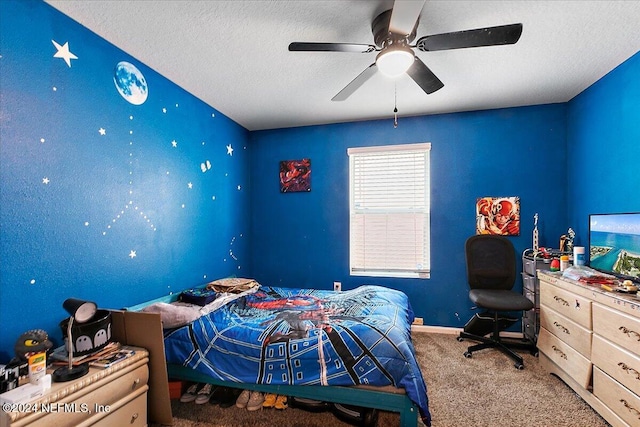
[279, 159, 311, 193]
[476, 196, 520, 235]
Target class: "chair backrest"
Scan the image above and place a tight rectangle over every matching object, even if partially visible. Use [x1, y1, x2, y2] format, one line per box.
[465, 235, 516, 291]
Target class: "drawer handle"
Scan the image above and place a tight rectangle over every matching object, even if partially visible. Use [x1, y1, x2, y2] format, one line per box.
[553, 296, 569, 306]
[620, 399, 640, 420]
[551, 345, 567, 360]
[619, 326, 640, 341]
[130, 412, 139, 424]
[132, 378, 140, 390]
[618, 362, 640, 380]
[553, 321, 570, 335]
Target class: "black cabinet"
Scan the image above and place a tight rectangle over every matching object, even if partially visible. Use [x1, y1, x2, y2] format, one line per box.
[521, 249, 553, 343]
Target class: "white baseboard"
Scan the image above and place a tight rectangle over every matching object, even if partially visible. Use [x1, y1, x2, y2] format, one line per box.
[411, 324, 524, 339]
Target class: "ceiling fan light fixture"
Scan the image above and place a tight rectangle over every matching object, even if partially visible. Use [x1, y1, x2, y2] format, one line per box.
[376, 44, 415, 78]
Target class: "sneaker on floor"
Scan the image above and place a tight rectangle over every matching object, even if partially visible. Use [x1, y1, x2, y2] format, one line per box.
[236, 389, 251, 409]
[274, 395, 288, 410]
[262, 393, 277, 408]
[179, 383, 199, 403]
[246, 391, 264, 411]
[195, 383, 214, 404]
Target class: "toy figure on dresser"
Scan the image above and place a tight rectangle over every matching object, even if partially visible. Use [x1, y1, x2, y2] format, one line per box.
[559, 228, 575, 252]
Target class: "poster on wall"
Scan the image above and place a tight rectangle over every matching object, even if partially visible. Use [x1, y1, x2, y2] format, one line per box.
[280, 159, 311, 193]
[476, 196, 520, 235]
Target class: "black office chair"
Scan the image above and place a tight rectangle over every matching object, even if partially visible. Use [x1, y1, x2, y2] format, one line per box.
[458, 234, 537, 369]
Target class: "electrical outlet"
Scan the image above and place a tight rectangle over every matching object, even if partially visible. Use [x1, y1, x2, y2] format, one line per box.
[333, 281, 341, 292]
[413, 317, 424, 325]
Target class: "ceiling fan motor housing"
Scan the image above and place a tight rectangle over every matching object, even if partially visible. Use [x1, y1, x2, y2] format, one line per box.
[372, 9, 418, 47]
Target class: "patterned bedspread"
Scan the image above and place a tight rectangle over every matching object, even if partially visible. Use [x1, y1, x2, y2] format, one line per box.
[163, 285, 430, 423]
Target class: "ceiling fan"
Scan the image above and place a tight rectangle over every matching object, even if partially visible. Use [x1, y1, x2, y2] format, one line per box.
[288, 0, 523, 101]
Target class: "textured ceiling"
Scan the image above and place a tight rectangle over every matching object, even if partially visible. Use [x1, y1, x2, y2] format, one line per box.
[45, 1, 640, 131]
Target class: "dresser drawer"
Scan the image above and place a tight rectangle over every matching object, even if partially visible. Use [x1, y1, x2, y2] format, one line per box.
[540, 305, 592, 357]
[592, 334, 640, 396]
[593, 367, 640, 427]
[87, 388, 147, 427]
[540, 282, 592, 328]
[593, 303, 640, 356]
[538, 327, 592, 389]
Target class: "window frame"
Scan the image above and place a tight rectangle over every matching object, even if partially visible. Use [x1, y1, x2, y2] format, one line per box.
[347, 142, 431, 279]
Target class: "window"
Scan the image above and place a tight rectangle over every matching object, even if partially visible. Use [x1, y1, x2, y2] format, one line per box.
[348, 143, 430, 279]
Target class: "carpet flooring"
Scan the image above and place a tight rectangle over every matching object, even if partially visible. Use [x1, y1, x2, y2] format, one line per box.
[165, 332, 610, 427]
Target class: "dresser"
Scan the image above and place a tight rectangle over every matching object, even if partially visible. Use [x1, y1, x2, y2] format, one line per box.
[0, 347, 148, 427]
[538, 271, 640, 427]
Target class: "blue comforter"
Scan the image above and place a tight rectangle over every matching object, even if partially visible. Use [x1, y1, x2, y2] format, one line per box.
[163, 285, 430, 424]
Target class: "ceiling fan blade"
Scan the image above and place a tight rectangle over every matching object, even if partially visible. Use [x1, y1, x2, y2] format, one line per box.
[389, 0, 426, 35]
[406, 57, 444, 95]
[332, 64, 378, 101]
[416, 23, 523, 52]
[289, 42, 376, 53]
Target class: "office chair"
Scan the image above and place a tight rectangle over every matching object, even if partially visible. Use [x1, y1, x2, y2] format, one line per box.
[458, 234, 537, 369]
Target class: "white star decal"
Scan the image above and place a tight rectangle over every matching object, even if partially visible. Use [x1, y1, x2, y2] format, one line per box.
[187, 182, 193, 189]
[52, 40, 77, 67]
[99, 128, 106, 135]
[171, 140, 178, 148]
[226, 144, 234, 156]
[129, 250, 137, 259]
[42, 177, 50, 184]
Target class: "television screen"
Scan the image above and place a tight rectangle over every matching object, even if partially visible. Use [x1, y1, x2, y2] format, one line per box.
[589, 212, 640, 282]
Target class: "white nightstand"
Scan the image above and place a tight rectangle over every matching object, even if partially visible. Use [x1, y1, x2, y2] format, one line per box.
[1, 347, 149, 427]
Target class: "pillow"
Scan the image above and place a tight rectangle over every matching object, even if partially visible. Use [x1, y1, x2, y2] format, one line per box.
[141, 302, 201, 329]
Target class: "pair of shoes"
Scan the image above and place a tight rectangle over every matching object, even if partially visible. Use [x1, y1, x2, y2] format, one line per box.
[195, 383, 214, 404]
[180, 383, 200, 403]
[263, 393, 277, 408]
[236, 390, 265, 411]
[263, 394, 288, 409]
[274, 395, 288, 410]
[246, 391, 265, 411]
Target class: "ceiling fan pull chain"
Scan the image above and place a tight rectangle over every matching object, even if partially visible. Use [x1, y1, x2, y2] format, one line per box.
[393, 83, 398, 128]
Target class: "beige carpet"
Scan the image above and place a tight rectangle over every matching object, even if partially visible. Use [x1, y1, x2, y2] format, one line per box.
[165, 332, 610, 427]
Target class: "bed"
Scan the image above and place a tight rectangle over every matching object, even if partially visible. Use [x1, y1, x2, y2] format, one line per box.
[128, 283, 431, 426]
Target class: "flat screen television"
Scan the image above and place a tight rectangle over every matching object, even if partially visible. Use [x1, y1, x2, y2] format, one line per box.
[589, 212, 640, 283]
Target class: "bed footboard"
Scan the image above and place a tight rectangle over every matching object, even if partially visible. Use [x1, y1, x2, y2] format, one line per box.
[168, 364, 419, 427]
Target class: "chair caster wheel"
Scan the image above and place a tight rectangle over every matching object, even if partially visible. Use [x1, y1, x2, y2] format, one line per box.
[464, 351, 472, 358]
[457, 336, 464, 342]
[514, 363, 524, 370]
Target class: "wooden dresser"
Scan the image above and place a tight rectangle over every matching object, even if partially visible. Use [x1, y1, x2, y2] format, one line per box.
[538, 271, 640, 427]
[0, 347, 148, 427]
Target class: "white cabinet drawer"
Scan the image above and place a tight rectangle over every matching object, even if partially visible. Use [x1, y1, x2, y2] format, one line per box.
[594, 303, 640, 356]
[540, 304, 592, 357]
[88, 389, 147, 427]
[538, 327, 592, 389]
[540, 282, 592, 328]
[593, 334, 640, 396]
[594, 367, 640, 427]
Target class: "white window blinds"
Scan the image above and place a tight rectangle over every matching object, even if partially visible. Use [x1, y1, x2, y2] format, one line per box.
[348, 143, 431, 279]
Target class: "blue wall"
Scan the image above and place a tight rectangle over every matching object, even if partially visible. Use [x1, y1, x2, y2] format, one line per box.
[1, 1, 638, 362]
[566, 51, 640, 240]
[0, 1, 251, 361]
[249, 105, 568, 327]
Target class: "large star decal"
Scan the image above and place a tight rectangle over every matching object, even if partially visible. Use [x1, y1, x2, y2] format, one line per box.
[52, 40, 78, 67]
